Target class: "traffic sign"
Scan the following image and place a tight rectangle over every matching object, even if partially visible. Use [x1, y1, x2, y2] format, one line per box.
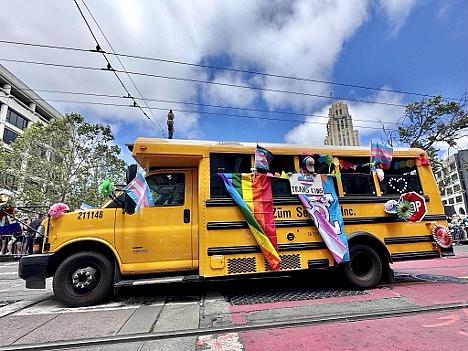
[399, 192, 427, 222]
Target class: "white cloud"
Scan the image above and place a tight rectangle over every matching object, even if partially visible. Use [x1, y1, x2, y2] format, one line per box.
[378, 0, 417, 35]
[0, 0, 372, 143]
[201, 72, 257, 108]
[437, 135, 468, 160]
[284, 88, 406, 145]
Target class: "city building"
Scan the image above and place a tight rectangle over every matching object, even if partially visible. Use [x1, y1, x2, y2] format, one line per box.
[434, 149, 468, 216]
[324, 101, 360, 146]
[0, 63, 62, 190]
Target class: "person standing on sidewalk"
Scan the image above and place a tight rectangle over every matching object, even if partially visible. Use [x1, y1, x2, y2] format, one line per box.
[24, 216, 43, 255]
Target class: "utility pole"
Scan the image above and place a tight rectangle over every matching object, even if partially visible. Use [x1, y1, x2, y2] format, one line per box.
[167, 110, 174, 139]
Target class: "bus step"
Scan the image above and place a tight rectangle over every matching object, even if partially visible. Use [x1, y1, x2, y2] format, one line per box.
[115, 275, 200, 287]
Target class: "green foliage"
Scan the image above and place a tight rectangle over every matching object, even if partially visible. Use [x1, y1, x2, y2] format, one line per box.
[0, 113, 126, 209]
[0, 143, 7, 176]
[398, 95, 467, 152]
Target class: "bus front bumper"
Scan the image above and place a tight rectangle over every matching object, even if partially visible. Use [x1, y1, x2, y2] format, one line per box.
[18, 254, 53, 289]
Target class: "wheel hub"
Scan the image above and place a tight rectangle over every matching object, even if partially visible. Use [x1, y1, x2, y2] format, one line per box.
[352, 252, 373, 278]
[71, 267, 97, 290]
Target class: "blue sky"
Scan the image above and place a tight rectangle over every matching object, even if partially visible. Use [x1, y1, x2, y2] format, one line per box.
[1, 0, 467, 163]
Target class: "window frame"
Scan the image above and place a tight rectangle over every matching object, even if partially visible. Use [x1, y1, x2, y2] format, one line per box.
[209, 152, 252, 198]
[6, 109, 29, 130]
[338, 157, 377, 197]
[2, 127, 19, 144]
[146, 172, 186, 207]
[269, 155, 296, 198]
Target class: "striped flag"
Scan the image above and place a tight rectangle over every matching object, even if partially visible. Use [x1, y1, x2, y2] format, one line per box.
[254, 145, 273, 171]
[219, 173, 280, 270]
[371, 141, 393, 168]
[296, 175, 349, 264]
[124, 172, 155, 212]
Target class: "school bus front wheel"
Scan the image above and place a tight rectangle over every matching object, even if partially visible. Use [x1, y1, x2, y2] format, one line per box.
[342, 244, 383, 289]
[52, 251, 114, 307]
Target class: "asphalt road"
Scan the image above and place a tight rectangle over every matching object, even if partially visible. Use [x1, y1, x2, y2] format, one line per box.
[0, 246, 467, 351]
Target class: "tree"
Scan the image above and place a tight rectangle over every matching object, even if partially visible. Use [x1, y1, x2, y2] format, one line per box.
[1, 113, 126, 209]
[381, 94, 468, 163]
[0, 142, 7, 180]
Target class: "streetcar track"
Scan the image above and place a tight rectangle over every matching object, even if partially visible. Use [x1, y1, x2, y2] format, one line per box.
[1, 301, 467, 351]
[0, 295, 53, 319]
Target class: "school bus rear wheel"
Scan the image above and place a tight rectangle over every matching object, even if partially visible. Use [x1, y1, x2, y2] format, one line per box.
[53, 251, 114, 307]
[342, 244, 382, 289]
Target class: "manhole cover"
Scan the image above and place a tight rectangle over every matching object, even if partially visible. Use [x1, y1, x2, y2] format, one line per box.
[395, 273, 468, 284]
[229, 288, 367, 305]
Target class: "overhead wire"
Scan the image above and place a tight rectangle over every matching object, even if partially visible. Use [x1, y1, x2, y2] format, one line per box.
[0, 39, 457, 101]
[71, 0, 165, 135]
[7, 86, 400, 125]
[79, 0, 166, 136]
[27, 97, 398, 131]
[0, 57, 408, 108]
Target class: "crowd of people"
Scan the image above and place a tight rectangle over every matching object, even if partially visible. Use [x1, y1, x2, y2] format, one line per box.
[0, 215, 44, 256]
[449, 214, 468, 245]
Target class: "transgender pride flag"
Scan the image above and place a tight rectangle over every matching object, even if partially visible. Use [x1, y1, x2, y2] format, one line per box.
[124, 172, 155, 213]
[371, 141, 393, 168]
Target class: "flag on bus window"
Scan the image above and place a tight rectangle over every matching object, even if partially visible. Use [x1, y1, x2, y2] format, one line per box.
[124, 172, 155, 213]
[219, 173, 280, 270]
[254, 145, 273, 171]
[370, 141, 393, 168]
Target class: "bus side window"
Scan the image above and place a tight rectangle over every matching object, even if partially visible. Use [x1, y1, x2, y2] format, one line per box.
[380, 159, 423, 195]
[146, 173, 185, 206]
[269, 156, 295, 197]
[296, 155, 339, 195]
[210, 153, 251, 198]
[340, 157, 376, 196]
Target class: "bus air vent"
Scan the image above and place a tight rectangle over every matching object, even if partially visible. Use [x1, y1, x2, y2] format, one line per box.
[227, 257, 257, 274]
[265, 254, 301, 271]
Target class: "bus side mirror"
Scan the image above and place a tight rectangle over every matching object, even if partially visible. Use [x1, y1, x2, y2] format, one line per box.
[124, 164, 138, 214]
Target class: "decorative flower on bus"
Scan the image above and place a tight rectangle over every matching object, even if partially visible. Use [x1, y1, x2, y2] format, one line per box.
[396, 200, 414, 221]
[48, 203, 70, 219]
[98, 179, 115, 197]
[384, 200, 398, 214]
[431, 224, 452, 248]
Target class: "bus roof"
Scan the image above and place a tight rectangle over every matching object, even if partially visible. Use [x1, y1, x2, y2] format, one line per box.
[130, 138, 427, 169]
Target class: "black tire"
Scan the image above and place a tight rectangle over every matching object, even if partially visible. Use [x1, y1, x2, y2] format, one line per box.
[53, 251, 114, 307]
[342, 244, 383, 289]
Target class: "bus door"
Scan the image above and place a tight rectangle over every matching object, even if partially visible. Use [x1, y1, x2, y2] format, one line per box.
[114, 169, 197, 272]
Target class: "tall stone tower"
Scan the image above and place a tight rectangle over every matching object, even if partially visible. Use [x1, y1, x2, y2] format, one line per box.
[324, 101, 360, 146]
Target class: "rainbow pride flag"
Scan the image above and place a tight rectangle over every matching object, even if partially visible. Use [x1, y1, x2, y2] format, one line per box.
[219, 173, 280, 270]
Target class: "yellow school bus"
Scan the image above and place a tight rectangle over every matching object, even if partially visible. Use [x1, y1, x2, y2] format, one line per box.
[18, 138, 451, 307]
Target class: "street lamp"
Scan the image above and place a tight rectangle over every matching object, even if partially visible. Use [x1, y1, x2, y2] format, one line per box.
[167, 110, 174, 139]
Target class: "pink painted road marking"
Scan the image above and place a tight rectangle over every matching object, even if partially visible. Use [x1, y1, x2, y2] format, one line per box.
[392, 253, 468, 279]
[392, 253, 468, 271]
[390, 282, 468, 305]
[240, 309, 468, 351]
